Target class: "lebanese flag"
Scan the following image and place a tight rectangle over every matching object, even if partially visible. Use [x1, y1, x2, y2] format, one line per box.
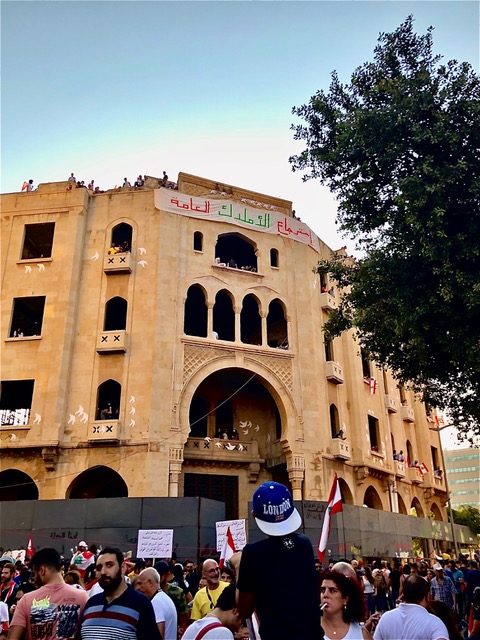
[21, 182, 29, 192]
[419, 462, 429, 475]
[369, 378, 377, 395]
[26, 537, 34, 559]
[219, 526, 236, 569]
[318, 474, 343, 561]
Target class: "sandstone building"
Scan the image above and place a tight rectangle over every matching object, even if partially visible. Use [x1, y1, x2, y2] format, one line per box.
[1, 173, 449, 542]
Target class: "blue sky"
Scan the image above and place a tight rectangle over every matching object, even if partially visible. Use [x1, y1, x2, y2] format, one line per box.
[2, 1, 479, 251]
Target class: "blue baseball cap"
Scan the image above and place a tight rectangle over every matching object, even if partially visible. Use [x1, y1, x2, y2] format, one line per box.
[252, 482, 301, 536]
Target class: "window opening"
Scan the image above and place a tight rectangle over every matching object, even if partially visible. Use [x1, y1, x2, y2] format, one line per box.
[330, 404, 340, 438]
[193, 232, 203, 252]
[0, 379, 35, 426]
[361, 349, 371, 378]
[21, 222, 55, 260]
[240, 295, 262, 345]
[189, 396, 209, 438]
[325, 338, 334, 362]
[213, 290, 235, 341]
[270, 249, 279, 268]
[111, 223, 133, 252]
[215, 234, 257, 271]
[214, 400, 234, 439]
[274, 405, 282, 440]
[267, 299, 288, 348]
[10, 296, 46, 337]
[184, 285, 208, 337]
[95, 379, 121, 420]
[104, 297, 127, 331]
[368, 415, 380, 452]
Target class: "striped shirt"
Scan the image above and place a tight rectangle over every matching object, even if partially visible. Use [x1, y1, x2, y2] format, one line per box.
[80, 586, 161, 640]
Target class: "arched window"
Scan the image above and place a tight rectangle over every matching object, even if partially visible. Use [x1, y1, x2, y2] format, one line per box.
[363, 486, 383, 510]
[193, 232, 203, 252]
[184, 285, 208, 337]
[397, 493, 408, 514]
[329, 404, 340, 438]
[241, 295, 262, 345]
[430, 502, 443, 521]
[95, 379, 121, 420]
[189, 396, 209, 438]
[267, 299, 288, 348]
[406, 440, 414, 464]
[111, 223, 133, 251]
[270, 249, 279, 268]
[104, 297, 127, 331]
[411, 497, 424, 518]
[0, 469, 39, 501]
[67, 466, 128, 499]
[215, 234, 257, 271]
[213, 290, 235, 341]
[338, 478, 354, 505]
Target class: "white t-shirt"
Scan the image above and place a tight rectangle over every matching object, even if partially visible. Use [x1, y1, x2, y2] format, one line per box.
[151, 590, 178, 640]
[374, 602, 448, 640]
[0, 600, 9, 624]
[182, 616, 233, 639]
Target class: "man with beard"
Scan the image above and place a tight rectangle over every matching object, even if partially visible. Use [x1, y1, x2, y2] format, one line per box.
[1, 564, 18, 621]
[8, 547, 88, 640]
[80, 547, 161, 639]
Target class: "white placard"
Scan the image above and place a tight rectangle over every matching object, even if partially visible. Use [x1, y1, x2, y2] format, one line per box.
[136, 529, 174, 558]
[215, 519, 247, 552]
[10, 550, 26, 563]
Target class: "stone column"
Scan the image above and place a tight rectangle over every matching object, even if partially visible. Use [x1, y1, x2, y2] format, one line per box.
[234, 307, 241, 342]
[207, 302, 214, 338]
[261, 314, 267, 346]
[168, 446, 184, 497]
[286, 453, 305, 501]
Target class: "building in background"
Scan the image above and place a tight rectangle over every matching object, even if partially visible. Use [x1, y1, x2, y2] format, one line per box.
[1, 173, 450, 555]
[444, 447, 480, 509]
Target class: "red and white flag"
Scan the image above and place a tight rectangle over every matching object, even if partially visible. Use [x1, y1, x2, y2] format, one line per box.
[26, 537, 34, 559]
[418, 462, 429, 475]
[21, 182, 29, 192]
[318, 474, 343, 562]
[219, 526, 236, 569]
[369, 378, 377, 395]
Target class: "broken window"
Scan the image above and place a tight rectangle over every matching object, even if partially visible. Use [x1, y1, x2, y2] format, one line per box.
[184, 285, 207, 337]
[270, 248, 279, 268]
[189, 396, 209, 438]
[240, 294, 262, 345]
[10, 296, 46, 337]
[95, 379, 121, 420]
[104, 297, 128, 331]
[0, 379, 34, 426]
[368, 415, 380, 451]
[267, 299, 288, 348]
[215, 234, 257, 271]
[111, 223, 133, 251]
[213, 290, 235, 341]
[330, 403, 340, 438]
[193, 231, 203, 252]
[21, 222, 55, 260]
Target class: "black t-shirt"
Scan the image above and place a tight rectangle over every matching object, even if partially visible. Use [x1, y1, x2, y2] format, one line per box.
[237, 532, 323, 640]
[389, 569, 402, 591]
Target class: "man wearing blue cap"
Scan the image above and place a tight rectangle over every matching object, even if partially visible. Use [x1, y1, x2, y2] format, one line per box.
[236, 481, 323, 640]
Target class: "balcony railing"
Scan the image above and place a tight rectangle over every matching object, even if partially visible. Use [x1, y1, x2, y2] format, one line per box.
[384, 395, 398, 413]
[330, 438, 351, 460]
[184, 437, 261, 463]
[400, 405, 415, 422]
[103, 252, 132, 274]
[0, 408, 30, 426]
[96, 330, 127, 354]
[407, 467, 424, 484]
[320, 292, 337, 311]
[394, 460, 406, 477]
[88, 420, 121, 443]
[325, 361, 344, 384]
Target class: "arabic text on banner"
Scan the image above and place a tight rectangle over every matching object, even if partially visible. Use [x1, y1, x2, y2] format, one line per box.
[215, 519, 247, 552]
[155, 189, 320, 253]
[136, 529, 174, 558]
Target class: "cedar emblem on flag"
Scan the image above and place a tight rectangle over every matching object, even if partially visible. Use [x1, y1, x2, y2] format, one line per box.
[318, 474, 343, 562]
[27, 536, 34, 558]
[219, 526, 236, 569]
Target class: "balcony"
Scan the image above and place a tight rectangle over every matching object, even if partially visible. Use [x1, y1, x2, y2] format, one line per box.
[394, 460, 406, 478]
[88, 420, 121, 443]
[330, 438, 351, 460]
[325, 361, 344, 384]
[407, 467, 423, 484]
[400, 405, 415, 422]
[320, 292, 337, 311]
[103, 252, 132, 274]
[384, 395, 398, 413]
[184, 437, 262, 464]
[96, 330, 127, 354]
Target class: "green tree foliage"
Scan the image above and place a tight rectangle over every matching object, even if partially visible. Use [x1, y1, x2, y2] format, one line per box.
[452, 505, 480, 536]
[290, 16, 480, 440]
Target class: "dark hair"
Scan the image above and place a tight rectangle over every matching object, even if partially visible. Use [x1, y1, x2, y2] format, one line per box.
[216, 583, 237, 611]
[320, 570, 365, 622]
[429, 600, 463, 640]
[97, 546, 124, 568]
[402, 564, 411, 575]
[220, 567, 234, 580]
[403, 574, 430, 603]
[64, 570, 82, 585]
[364, 566, 374, 584]
[31, 548, 62, 572]
[2, 562, 15, 573]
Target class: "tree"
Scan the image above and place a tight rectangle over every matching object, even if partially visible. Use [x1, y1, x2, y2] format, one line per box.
[452, 505, 480, 536]
[290, 16, 480, 441]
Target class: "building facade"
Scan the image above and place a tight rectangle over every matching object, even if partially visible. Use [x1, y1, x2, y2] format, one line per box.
[1, 173, 448, 530]
[444, 447, 480, 509]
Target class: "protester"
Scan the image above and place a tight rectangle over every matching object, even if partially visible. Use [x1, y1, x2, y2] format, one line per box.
[236, 481, 323, 640]
[320, 570, 372, 639]
[183, 584, 243, 640]
[191, 559, 228, 621]
[135, 567, 177, 640]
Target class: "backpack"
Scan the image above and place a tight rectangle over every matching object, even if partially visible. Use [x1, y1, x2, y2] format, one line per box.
[374, 570, 387, 592]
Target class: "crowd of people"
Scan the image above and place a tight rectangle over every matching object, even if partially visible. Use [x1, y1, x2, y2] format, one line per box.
[22, 171, 177, 195]
[1, 483, 479, 639]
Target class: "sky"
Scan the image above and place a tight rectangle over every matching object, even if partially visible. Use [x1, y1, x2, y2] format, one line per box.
[2, 0, 479, 253]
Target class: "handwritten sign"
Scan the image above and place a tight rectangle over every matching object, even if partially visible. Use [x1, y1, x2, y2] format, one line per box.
[10, 550, 26, 563]
[155, 189, 320, 253]
[215, 519, 247, 552]
[137, 529, 173, 558]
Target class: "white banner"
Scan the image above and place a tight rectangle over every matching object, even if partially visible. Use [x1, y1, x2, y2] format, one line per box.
[136, 529, 174, 558]
[155, 189, 320, 252]
[215, 519, 247, 552]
